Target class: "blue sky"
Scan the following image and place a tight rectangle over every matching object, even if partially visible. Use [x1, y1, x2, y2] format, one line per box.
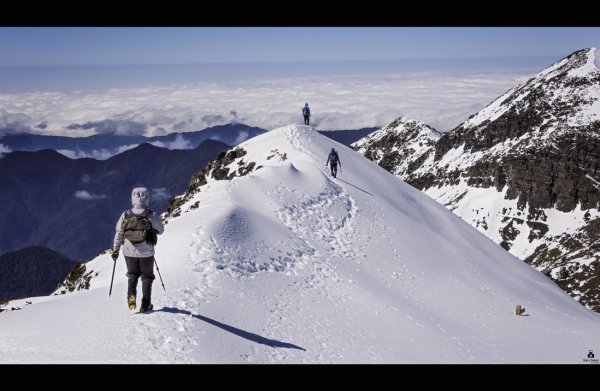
[1, 27, 598, 66]
[0, 27, 596, 136]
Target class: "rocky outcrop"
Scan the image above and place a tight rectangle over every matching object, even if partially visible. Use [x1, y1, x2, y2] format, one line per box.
[354, 48, 600, 312]
[165, 146, 259, 220]
[352, 116, 443, 178]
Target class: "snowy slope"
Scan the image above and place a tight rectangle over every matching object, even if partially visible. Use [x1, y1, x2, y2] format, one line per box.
[353, 48, 600, 312]
[1, 125, 599, 364]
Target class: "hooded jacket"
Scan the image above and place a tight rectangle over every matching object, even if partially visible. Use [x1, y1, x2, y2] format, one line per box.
[113, 187, 164, 258]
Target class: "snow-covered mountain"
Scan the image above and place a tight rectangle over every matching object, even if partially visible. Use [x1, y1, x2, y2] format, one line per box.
[353, 48, 600, 312]
[1, 125, 598, 363]
[352, 117, 443, 183]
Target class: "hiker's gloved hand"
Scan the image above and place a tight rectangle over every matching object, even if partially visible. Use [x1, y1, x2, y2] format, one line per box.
[145, 229, 159, 246]
[111, 250, 119, 262]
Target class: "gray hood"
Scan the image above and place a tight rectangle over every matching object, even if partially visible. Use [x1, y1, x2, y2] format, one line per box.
[131, 187, 149, 209]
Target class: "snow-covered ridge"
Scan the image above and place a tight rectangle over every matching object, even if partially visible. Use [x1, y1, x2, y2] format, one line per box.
[463, 47, 600, 129]
[353, 48, 600, 314]
[1, 125, 599, 363]
[353, 116, 442, 149]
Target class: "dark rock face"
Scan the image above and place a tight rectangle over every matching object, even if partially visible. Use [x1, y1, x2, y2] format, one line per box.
[352, 117, 443, 178]
[428, 49, 600, 214]
[430, 128, 600, 214]
[354, 48, 600, 312]
[526, 217, 600, 312]
[55, 262, 97, 295]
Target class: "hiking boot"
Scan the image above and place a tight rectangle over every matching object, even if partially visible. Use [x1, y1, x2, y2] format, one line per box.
[128, 296, 136, 311]
[139, 304, 154, 313]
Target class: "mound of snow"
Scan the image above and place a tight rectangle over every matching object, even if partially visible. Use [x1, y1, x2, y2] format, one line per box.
[1, 125, 598, 363]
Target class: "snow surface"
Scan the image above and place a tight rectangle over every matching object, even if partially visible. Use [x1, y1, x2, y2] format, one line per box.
[1, 125, 599, 364]
[425, 181, 600, 264]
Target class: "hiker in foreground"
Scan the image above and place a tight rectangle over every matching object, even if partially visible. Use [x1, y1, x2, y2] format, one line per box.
[326, 147, 341, 178]
[302, 102, 311, 125]
[112, 187, 164, 312]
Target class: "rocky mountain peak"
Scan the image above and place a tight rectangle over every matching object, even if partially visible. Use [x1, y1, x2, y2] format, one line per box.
[351, 116, 443, 178]
[435, 48, 600, 162]
[354, 48, 600, 312]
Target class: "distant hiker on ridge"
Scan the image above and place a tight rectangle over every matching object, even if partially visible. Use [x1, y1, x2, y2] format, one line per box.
[112, 187, 164, 313]
[326, 147, 341, 178]
[302, 102, 311, 126]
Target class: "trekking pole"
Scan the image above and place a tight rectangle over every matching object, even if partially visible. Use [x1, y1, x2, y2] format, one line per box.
[154, 258, 166, 291]
[109, 258, 117, 297]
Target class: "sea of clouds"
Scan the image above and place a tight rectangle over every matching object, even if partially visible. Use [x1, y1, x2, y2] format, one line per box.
[0, 71, 532, 138]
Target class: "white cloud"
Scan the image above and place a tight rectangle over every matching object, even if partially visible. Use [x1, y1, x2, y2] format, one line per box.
[150, 134, 192, 150]
[74, 190, 107, 200]
[233, 131, 249, 145]
[151, 187, 171, 201]
[0, 143, 11, 158]
[0, 71, 533, 135]
[0, 109, 31, 135]
[57, 144, 138, 160]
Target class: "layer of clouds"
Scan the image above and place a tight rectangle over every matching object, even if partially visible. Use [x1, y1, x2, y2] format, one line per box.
[0, 143, 11, 158]
[74, 190, 107, 200]
[0, 109, 31, 136]
[67, 119, 147, 135]
[57, 144, 138, 160]
[150, 134, 192, 150]
[0, 71, 534, 137]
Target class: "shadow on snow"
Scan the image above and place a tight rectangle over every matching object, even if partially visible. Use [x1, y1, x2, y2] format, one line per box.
[157, 306, 306, 351]
[335, 178, 374, 196]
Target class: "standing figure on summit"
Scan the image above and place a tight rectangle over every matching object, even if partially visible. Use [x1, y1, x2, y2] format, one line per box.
[302, 102, 311, 126]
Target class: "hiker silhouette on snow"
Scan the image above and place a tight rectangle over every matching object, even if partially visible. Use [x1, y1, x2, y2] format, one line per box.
[302, 103, 311, 125]
[112, 187, 164, 313]
[326, 148, 341, 178]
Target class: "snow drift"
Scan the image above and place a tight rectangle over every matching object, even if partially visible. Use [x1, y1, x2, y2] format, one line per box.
[1, 125, 598, 363]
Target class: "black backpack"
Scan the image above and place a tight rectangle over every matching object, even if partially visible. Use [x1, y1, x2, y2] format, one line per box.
[302, 106, 310, 116]
[329, 151, 338, 164]
[122, 209, 153, 244]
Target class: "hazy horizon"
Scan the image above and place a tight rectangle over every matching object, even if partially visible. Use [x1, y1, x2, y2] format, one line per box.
[0, 55, 560, 94]
[0, 27, 596, 136]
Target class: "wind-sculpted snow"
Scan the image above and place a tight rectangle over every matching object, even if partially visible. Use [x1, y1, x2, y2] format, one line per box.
[1, 125, 599, 363]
